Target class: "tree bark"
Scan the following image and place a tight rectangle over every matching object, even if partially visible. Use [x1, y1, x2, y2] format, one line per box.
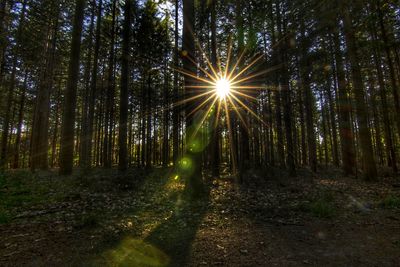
[210, 0, 220, 177]
[118, 0, 131, 171]
[299, 21, 317, 172]
[103, 0, 116, 168]
[183, 0, 203, 197]
[31, 1, 59, 171]
[342, 3, 377, 180]
[59, 0, 86, 175]
[172, 0, 180, 165]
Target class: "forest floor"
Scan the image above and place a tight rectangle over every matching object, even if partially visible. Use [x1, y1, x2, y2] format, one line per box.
[0, 167, 400, 267]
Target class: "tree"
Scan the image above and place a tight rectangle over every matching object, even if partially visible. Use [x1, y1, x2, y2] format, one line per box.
[119, 0, 132, 171]
[341, 1, 377, 180]
[31, 0, 60, 171]
[59, 0, 86, 175]
[182, 0, 203, 197]
[172, 0, 180, 165]
[210, 0, 220, 178]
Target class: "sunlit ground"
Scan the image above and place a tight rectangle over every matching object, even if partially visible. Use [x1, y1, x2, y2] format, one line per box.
[96, 171, 208, 267]
[101, 238, 170, 267]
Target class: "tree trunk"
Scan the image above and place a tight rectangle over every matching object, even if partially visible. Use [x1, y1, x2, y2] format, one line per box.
[103, 0, 116, 168]
[31, 1, 59, 171]
[210, 0, 220, 177]
[372, 39, 397, 173]
[59, 0, 86, 175]
[299, 21, 317, 172]
[79, 0, 95, 168]
[236, 0, 250, 181]
[332, 29, 355, 176]
[118, 0, 131, 171]
[183, 0, 203, 197]
[342, 3, 377, 180]
[83, 0, 102, 168]
[172, 0, 180, 165]
[277, 2, 295, 176]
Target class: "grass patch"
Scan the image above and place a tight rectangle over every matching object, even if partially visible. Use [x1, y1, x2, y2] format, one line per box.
[0, 170, 75, 221]
[0, 209, 11, 224]
[380, 195, 400, 209]
[309, 192, 336, 218]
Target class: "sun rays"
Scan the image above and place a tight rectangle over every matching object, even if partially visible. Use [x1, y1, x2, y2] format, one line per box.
[171, 39, 276, 143]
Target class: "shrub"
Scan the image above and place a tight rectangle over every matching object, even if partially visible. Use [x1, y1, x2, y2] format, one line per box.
[380, 195, 400, 209]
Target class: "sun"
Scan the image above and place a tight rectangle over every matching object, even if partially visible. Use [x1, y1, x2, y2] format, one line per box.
[215, 78, 231, 100]
[173, 41, 270, 138]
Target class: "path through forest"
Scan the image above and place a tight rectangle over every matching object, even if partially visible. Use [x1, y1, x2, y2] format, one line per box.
[1, 168, 399, 266]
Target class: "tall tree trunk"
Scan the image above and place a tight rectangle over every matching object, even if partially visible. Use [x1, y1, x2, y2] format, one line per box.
[145, 74, 152, 169]
[236, 0, 250, 181]
[118, 0, 131, 171]
[31, 1, 59, 171]
[59, 0, 86, 175]
[162, 61, 169, 167]
[372, 40, 397, 173]
[332, 29, 355, 175]
[342, 3, 377, 180]
[299, 21, 317, 172]
[297, 71, 307, 166]
[103, 0, 116, 168]
[325, 71, 340, 167]
[172, 0, 180, 165]
[183, 0, 203, 197]
[79, 0, 95, 167]
[277, 2, 295, 176]
[269, 1, 284, 168]
[84, 0, 102, 168]
[210, 0, 220, 177]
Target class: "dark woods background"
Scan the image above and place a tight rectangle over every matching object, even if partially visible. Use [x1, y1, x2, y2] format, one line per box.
[0, 0, 399, 182]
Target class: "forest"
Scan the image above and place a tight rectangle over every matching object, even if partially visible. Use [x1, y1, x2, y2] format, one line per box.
[0, 0, 400, 266]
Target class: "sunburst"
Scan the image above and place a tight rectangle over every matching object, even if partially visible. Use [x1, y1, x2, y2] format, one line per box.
[215, 77, 231, 100]
[173, 40, 278, 135]
[169, 38, 281, 174]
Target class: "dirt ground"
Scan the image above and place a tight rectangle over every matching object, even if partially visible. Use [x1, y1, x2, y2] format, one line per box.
[0, 168, 399, 266]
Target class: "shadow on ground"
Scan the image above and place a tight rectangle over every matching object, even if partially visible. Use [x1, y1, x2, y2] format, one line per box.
[89, 169, 210, 267]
